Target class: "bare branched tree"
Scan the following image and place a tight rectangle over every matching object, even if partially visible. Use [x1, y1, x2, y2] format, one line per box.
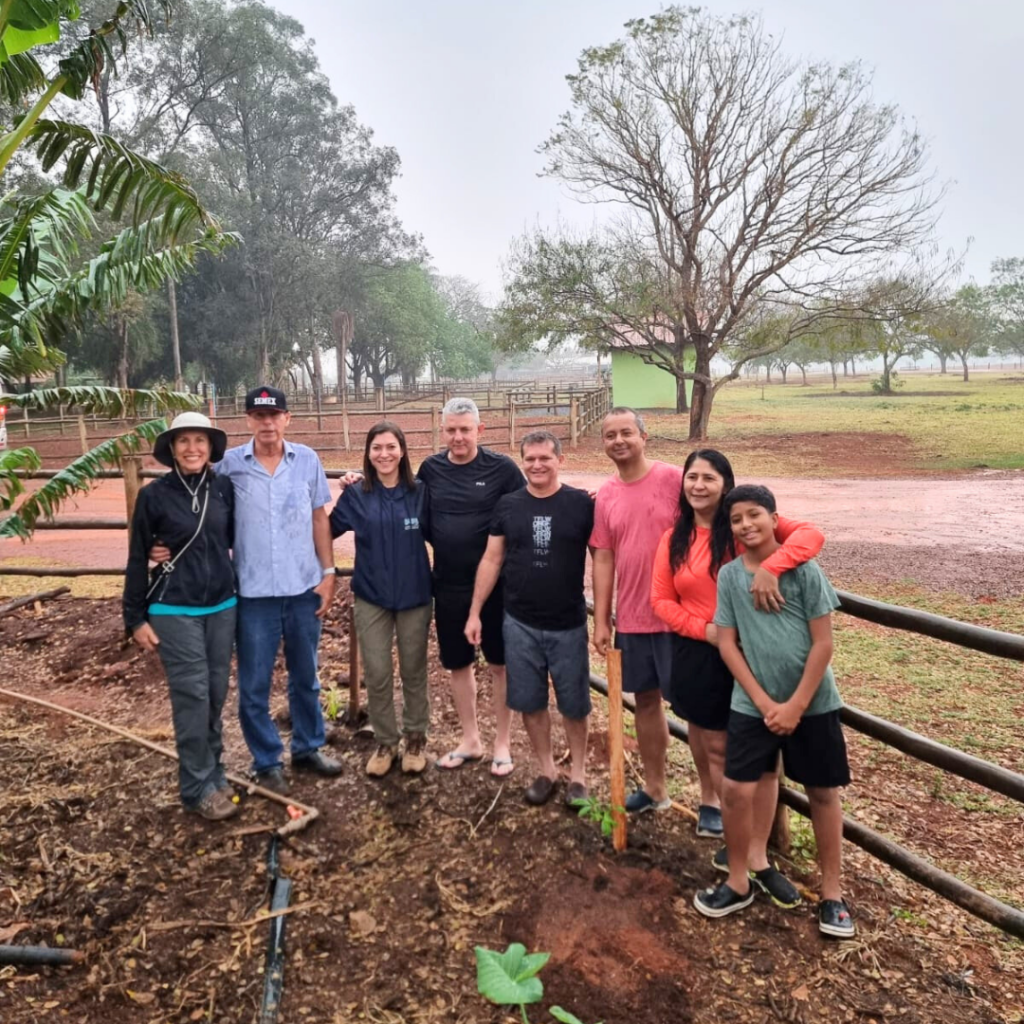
[503, 7, 944, 437]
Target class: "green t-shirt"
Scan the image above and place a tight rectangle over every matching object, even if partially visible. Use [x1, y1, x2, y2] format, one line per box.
[714, 558, 842, 719]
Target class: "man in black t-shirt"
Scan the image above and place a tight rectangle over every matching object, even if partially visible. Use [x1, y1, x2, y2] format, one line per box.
[465, 430, 594, 808]
[417, 397, 525, 776]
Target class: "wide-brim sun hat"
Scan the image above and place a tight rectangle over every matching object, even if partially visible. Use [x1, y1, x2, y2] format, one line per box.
[152, 411, 228, 468]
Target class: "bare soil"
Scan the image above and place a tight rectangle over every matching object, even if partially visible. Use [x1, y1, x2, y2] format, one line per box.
[1, 585, 1023, 1024]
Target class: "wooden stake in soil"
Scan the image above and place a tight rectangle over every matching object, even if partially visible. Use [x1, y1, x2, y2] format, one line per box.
[347, 600, 360, 721]
[606, 647, 627, 852]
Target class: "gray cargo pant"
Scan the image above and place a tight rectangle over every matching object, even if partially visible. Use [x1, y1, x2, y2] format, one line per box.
[150, 606, 236, 807]
[353, 597, 432, 748]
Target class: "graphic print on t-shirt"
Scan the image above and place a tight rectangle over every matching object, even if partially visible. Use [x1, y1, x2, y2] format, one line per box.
[532, 515, 552, 567]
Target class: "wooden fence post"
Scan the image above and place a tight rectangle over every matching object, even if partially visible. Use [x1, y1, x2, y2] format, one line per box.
[58, 404, 66, 435]
[348, 600, 360, 722]
[122, 456, 142, 542]
[431, 405, 439, 453]
[607, 648, 627, 852]
[342, 408, 351, 451]
[22, 405, 29, 438]
[569, 397, 579, 448]
[77, 414, 89, 455]
[507, 397, 516, 452]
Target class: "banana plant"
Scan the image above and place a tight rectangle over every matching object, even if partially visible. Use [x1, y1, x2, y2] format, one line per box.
[0, 1, 235, 539]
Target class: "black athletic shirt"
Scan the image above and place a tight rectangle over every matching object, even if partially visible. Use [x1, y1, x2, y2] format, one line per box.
[489, 485, 595, 631]
[417, 446, 525, 587]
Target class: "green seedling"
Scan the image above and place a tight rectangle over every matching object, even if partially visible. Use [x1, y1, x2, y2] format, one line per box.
[475, 944, 599, 1024]
[322, 687, 344, 721]
[571, 795, 623, 838]
[475, 943, 549, 1022]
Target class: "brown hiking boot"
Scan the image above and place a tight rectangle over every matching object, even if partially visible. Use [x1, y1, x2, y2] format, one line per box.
[401, 733, 428, 774]
[366, 745, 398, 778]
[190, 788, 239, 821]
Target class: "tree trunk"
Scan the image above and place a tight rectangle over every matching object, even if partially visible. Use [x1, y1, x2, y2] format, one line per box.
[960, 353, 970, 382]
[829, 359, 838, 389]
[675, 374, 689, 414]
[938, 352, 948, 374]
[167, 278, 183, 390]
[850, 357, 856, 376]
[779, 364, 788, 384]
[332, 310, 353, 405]
[800, 365, 808, 386]
[117, 319, 129, 390]
[842, 359, 849, 377]
[687, 349, 713, 440]
[765, 364, 772, 383]
[880, 353, 893, 393]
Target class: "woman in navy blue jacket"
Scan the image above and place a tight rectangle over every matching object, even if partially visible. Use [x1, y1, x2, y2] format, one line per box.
[330, 421, 433, 777]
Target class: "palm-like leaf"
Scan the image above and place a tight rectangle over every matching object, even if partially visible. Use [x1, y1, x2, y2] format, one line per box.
[0, 385, 200, 417]
[0, 417, 166, 538]
[27, 120, 212, 240]
[0, 52, 47, 103]
[0, 339, 63, 377]
[55, 1, 173, 102]
[0, 445, 42, 513]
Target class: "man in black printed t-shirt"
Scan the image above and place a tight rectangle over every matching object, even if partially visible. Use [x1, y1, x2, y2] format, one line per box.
[465, 430, 595, 808]
[417, 397, 525, 777]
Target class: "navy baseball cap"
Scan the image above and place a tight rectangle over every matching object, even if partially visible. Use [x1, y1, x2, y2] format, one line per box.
[245, 385, 288, 412]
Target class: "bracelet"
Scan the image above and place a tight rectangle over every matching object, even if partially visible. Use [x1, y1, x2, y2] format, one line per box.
[322, 566, 336, 579]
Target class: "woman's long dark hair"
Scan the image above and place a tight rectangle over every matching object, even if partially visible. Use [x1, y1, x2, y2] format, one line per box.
[362, 421, 416, 492]
[668, 448, 736, 578]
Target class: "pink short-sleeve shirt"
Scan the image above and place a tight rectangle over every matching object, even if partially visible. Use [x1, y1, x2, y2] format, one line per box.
[589, 460, 683, 633]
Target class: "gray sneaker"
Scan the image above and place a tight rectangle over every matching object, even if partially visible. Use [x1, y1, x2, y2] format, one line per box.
[190, 789, 239, 821]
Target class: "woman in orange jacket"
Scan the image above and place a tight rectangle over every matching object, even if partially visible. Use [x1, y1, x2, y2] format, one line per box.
[651, 449, 824, 905]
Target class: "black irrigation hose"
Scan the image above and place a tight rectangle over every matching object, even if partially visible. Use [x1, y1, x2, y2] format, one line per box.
[0, 945, 84, 967]
[259, 836, 293, 1024]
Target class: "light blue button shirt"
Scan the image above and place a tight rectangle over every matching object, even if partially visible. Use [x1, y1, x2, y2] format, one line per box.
[218, 440, 332, 599]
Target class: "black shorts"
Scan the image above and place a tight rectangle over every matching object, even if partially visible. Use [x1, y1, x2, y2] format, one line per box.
[434, 583, 505, 671]
[725, 710, 851, 788]
[668, 635, 733, 730]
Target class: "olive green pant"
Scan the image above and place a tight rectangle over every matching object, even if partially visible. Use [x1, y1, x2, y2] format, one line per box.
[353, 597, 432, 748]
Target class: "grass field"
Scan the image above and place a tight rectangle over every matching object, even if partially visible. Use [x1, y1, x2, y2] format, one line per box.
[642, 369, 1024, 476]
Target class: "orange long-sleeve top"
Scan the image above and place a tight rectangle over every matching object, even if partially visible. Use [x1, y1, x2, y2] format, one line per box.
[650, 517, 825, 641]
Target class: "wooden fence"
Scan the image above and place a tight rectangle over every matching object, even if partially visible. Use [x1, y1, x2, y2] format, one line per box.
[3, 460, 1023, 937]
[6, 385, 611, 456]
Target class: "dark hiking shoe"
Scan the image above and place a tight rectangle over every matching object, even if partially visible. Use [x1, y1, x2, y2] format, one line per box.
[750, 866, 802, 909]
[694, 882, 755, 919]
[819, 899, 856, 938]
[190, 789, 238, 822]
[564, 781, 588, 806]
[625, 787, 671, 814]
[524, 776, 557, 806]
[711, 846, 729, 873]
[254, 768, 290, 796]
[696, 804, 724, 838]
[292, 750, 343, 776]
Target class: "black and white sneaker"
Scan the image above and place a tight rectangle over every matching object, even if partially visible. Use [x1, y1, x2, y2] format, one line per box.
[696, 804, 724, 838]
[818, 898, 856, 938]
[694, 882, 755, 919]
[711, 846, 729, 873]
[750, 866, 802, 909]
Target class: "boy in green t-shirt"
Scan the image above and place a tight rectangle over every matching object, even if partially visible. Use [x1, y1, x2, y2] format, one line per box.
[693, 484, 855, 938]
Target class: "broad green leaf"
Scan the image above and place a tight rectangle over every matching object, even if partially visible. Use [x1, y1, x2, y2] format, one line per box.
[516, 951, 551, 981]
[475, 945, 545, 1007]
[2, 22, 60, 56]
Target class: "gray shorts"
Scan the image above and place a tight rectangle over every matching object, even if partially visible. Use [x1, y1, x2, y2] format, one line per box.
[503, 615, 592, 720]
[615, 631, 673, 696]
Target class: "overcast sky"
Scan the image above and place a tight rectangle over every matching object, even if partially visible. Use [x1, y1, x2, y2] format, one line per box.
[269, 0, 1018, 300]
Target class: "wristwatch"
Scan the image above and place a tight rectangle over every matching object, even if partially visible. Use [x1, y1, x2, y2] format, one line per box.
[322, 566, 336, 578]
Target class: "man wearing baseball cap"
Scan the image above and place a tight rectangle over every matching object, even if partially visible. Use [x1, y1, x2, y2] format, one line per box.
[220, 385, 341, 791]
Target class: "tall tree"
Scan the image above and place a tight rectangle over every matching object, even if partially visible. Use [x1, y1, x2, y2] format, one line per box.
[922, 286, 991, 381]
[989, 258, 1024, 367]
[503, 7, 942, 437]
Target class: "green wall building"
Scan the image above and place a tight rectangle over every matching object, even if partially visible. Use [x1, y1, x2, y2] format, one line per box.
[610, 346, 694, 410]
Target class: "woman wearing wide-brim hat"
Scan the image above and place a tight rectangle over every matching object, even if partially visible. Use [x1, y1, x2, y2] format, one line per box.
[123, 411, 239, 821]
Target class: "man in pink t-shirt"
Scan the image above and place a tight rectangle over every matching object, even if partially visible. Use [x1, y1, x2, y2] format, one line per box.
[591, 408, 683, 816]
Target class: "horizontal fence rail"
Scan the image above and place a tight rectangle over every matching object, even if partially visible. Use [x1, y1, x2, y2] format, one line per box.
[836, 589, 1024, 661]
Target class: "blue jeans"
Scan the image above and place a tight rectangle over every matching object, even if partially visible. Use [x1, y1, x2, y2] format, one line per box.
[236, 590, 326, 773]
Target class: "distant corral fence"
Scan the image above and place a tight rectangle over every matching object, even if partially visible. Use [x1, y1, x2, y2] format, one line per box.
[6, 439, 1024, 938]
[10, 383, 611, 465]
